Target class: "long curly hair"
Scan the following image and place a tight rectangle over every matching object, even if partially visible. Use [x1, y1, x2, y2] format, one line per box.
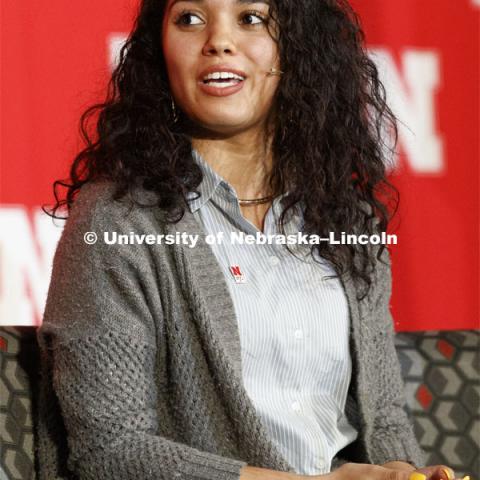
[45, 0, 400, 299]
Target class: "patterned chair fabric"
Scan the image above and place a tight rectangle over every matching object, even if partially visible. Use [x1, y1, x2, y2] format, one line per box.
[0, 327, 479, 480]
[395, 330, 479, 478]
[1, 328, 39, 480]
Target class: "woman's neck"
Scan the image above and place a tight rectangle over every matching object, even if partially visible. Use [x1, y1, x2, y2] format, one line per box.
[191, 129, 275, 201]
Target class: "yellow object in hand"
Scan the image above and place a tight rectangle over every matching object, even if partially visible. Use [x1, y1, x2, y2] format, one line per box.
[409, 474, 427, 480]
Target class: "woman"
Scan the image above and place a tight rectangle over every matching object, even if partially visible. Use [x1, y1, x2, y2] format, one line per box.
[36, 0, 460, 479]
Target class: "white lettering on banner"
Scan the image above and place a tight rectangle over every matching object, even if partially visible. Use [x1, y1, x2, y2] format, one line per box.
[370, 48, 444, 174]
[0, 208, 63, 326]
[107, 33, 129, 71]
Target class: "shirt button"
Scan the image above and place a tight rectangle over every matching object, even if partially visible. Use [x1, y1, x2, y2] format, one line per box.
[269, 255, 280, 266]
[294, 329, 304, 339]
[291, 401, 301, 412]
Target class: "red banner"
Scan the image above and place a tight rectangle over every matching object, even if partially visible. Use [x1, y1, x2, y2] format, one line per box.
[1, 0, 478, 329]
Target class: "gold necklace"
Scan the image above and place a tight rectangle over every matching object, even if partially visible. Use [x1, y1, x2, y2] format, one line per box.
[238, 195, 275, 206]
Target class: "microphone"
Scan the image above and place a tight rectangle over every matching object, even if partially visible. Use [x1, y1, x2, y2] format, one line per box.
[266, 67, 284, 76]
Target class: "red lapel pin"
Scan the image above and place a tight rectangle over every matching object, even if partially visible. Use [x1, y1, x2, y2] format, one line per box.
[229, 265, 246, 283]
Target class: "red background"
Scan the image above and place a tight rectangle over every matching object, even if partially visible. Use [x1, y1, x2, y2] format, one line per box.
[1, 0, 478, 330]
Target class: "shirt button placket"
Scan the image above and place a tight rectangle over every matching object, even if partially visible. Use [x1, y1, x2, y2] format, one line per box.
[291, 401, 301, 412]
[269, 255, 280, 266]
[294, 329, 304, 339]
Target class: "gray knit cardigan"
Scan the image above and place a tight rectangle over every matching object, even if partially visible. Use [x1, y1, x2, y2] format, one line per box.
[35, 180, 426, 480]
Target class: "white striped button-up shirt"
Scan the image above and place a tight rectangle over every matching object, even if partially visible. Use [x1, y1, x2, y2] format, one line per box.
[186, 148, 358, 475]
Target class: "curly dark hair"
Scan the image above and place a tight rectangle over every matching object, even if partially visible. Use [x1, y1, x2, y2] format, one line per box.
[44, 0, 400, 299]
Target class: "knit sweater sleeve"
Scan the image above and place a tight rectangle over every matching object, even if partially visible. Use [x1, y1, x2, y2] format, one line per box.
[37, 183, 248, 480]
[366, 246, 427, 468]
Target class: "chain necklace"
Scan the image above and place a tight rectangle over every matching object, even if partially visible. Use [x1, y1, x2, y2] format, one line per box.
[238, 195, 275, 206]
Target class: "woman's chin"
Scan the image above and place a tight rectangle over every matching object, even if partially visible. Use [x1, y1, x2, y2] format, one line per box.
[194, 116, 253, 135]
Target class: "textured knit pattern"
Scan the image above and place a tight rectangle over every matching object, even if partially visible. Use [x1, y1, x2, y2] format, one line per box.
[35, 179, 426, 480]
[187, 149, 358, 475]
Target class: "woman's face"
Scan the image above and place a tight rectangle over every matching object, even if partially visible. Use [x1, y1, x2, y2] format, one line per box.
[162, 0, 281, 135]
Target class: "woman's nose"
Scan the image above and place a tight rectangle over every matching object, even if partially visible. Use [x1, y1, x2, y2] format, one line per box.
[202, 23, 237, 56]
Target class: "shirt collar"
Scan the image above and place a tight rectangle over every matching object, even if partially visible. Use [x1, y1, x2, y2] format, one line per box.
[186, 148, 304, 228]
[186, 148, 229, 213]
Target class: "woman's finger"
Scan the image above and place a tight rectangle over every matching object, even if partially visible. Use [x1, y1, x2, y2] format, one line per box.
[381, 461, 416, 473]
[408, 465, 456, 480]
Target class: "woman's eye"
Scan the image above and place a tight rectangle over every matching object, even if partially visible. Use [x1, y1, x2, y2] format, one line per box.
[242, 12, 267, 25]
[175, 12, 203, 26]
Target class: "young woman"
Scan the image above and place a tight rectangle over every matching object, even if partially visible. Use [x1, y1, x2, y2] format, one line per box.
[36, 0, 460, 479]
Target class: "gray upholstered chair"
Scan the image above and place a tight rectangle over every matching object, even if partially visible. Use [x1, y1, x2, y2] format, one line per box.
[0, 327, 478, 479]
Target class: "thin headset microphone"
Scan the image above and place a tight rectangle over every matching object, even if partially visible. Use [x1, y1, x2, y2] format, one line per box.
[266, 67, 284, 76]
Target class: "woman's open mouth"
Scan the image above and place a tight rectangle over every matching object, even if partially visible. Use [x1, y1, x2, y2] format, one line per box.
[198, 71, 246, 97]
[203, 72, 244, 87]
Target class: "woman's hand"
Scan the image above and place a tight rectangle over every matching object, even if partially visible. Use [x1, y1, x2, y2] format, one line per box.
[382, 461, 468, 480]
[324, 462, 467, 480]
[239, 463, 470, 480]
[324, 462, 413, 480]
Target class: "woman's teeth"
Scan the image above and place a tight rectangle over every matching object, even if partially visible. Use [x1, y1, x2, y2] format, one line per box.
[202, 72, 245, 88]
[205, 80, 241, 88]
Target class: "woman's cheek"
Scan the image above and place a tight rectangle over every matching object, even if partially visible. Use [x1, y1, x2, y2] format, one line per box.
[246, 41, 278, 70]
[165, 52, 196, 98]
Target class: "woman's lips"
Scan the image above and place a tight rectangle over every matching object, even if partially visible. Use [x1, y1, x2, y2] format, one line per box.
[198, 79, 245, 97]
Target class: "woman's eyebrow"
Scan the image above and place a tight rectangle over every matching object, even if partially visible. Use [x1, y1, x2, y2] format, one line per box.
[169, 0, 270, 8]
[237, 0, 270, 3]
